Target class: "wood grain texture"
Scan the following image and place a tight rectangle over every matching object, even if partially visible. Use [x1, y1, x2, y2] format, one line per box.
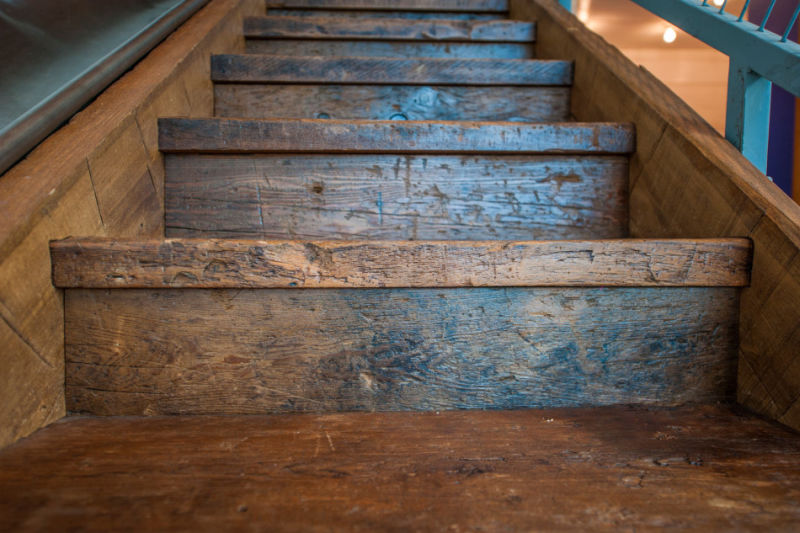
[211, 55, 572, 86]
[214, 84, 571, 121]
[0, 0, 264, 449]
[86, 120, 162, 238]
[2, 406, 800, 531]
[511, 0, 800, 430]
[211, 55, 571, 85]
[244, 16, 534, 41]
[164, 154, 628, 240]
[0, 173, 103, 452]
[245, 39, 533, 58]
[266, 8, 505, 19]
[64, 286, 739, 415]
[158, 119, 635, 154]
[266, 0, 509, 12]
[0, 406, 800, 532]
[51, 238, 752, 288]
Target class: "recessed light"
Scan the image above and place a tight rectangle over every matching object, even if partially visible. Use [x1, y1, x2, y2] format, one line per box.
[663, 27, 677, 43]
[713, 0, 724, 6]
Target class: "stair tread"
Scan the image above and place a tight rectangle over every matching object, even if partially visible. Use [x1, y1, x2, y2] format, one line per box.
[244, 16, 534, 42]
[211, 55, 572, 85]
[266, 0, 509, 12]
[2, 405, 799, 531]
[246, 39, 532, 59]
[51, 238, 752, 288]
[266, 8, 506, 20]
[158, 118, 635, 154]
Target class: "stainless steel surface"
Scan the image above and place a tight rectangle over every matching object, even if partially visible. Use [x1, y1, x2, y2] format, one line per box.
[0, 0, 209, 176]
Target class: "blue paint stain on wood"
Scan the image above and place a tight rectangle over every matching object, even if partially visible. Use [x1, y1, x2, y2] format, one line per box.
[66, 287, 740, 415]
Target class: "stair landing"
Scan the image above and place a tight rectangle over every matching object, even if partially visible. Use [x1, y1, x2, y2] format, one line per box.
[1, 405, 799, 531]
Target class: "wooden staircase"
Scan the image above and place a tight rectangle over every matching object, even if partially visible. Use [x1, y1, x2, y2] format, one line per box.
[3, 0, 800, 529]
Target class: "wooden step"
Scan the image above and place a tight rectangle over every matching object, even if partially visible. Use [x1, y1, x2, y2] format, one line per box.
[244, 16, 534, 42]
[53, 237, 747, 415]
[51, 238, 751, 289]
[211, 56, 571, 85]
[246, 38, 533, 59]
[3, 406, 800, 531]
[212, 56, 571, 121]
[266, 8, 506, 19]
[244, 16, 534, 58]
[266, 0, 509, 13]
[158, 118, 634, 154]
[159, 119, 633, 240]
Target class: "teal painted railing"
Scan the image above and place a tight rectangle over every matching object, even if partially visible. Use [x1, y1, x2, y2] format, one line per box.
[561, 0, 800, 174]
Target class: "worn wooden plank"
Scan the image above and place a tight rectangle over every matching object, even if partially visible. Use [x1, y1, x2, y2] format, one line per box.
[244, 16, 534, 42]
[509, 0, 800, 430]
[266, 8, 506, 19]
[266, 0, 509, 12]
[64, 286, 738, 415]
[164, 154, 628, 240]
[3, 406, 800, 531]
[211, 56, 571, 85]
[158, 119, 635, 154]
[245, 39, 533, 58]
[51, 238, 752, 289]
[214, 84, 570, 122]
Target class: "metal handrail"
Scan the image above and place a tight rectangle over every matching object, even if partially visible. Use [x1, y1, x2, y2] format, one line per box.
[0, 0, 209, 177]
[561, 0, 800, 173]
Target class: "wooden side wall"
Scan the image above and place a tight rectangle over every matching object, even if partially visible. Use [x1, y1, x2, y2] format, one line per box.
[511, 0, 800, 430]
[0, 0, 263, 449]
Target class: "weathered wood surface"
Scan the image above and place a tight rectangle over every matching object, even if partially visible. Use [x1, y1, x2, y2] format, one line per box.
[215, 84, 571, 121]
[244, 16, 534, 41]
[266, 0, 509, 12]
[0, 0, 264, 449]
[64, 287, 739, 415]
[211, 56, 572, 85]
[164, 154, 628, 240]
[51, 238, 752, 289]
[3, 406, 800, 531]
[266, 8, 505, 19]
[245, 39, 533, 58]
[512, 0, 800, 430]
[159, 119, 635, 154]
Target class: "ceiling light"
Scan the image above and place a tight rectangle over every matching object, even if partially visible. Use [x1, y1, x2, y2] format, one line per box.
[663, 27, 677, 43]
[713, 0, 724, 6]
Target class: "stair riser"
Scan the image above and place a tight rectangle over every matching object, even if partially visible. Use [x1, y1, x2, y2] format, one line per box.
[266, 9, 506, 19]
[214, 85, 570, 122]
[245, 40, 533, 58]
[65, 287, 739, 415]
[165, 154, 628, 240]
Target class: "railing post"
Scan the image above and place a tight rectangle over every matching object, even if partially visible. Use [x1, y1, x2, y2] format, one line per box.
[725, 58, 772, 172]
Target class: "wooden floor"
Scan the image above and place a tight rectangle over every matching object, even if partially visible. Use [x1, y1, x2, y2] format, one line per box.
[1, 405, 799, 531]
